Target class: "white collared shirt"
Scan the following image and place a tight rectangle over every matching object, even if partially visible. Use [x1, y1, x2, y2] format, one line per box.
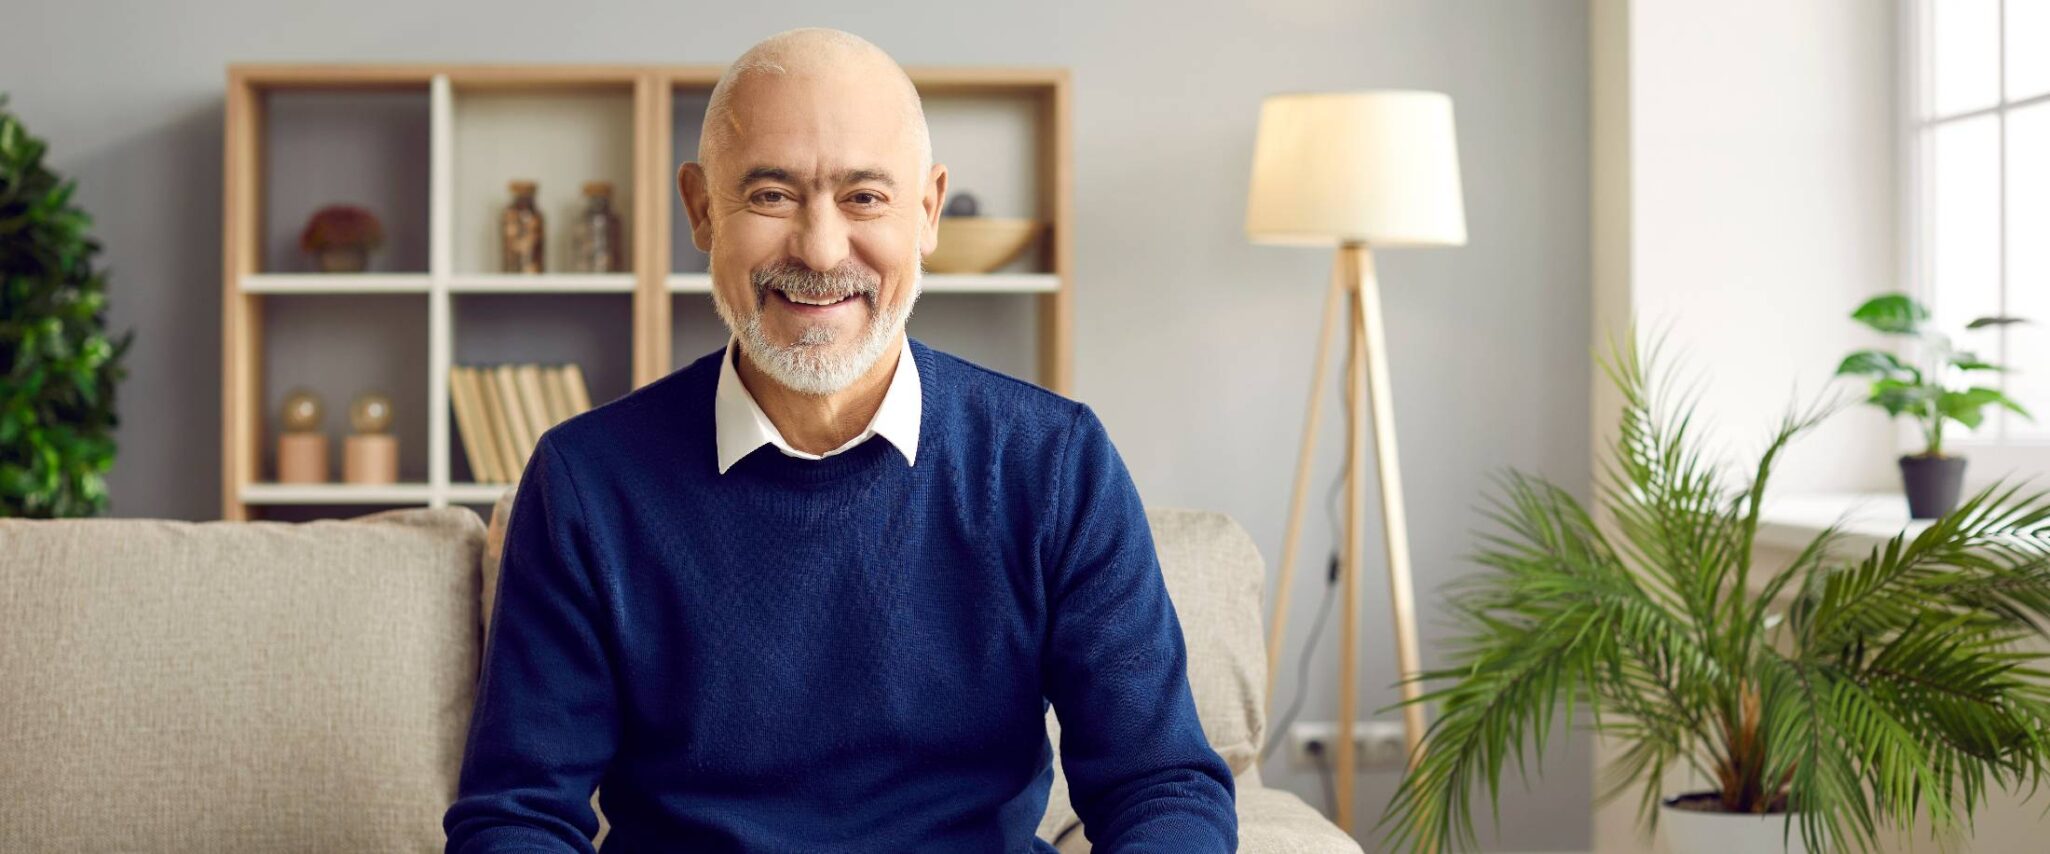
[714, 334, 921, 474]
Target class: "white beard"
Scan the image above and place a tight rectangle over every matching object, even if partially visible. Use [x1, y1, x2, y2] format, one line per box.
[712, 252, 923, 397]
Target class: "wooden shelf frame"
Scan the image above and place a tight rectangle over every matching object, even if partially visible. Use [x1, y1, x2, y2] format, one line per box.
[222, 63, 1073, 520]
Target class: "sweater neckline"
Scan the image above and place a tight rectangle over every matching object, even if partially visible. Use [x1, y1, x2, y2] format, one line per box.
[725, 433, 910, 528]
[736, 432, 896, 484]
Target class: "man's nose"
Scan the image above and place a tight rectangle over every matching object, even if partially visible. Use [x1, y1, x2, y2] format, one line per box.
[790, 199, 850, 273]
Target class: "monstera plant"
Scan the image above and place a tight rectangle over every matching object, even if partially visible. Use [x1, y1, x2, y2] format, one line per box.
[1378, 327, 2050, 854]
[0, 95, 135, 517]
[1835, 292, 2031, 519]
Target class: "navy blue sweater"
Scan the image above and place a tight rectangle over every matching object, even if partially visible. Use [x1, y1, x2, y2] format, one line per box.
[443, 337, 1237, 853]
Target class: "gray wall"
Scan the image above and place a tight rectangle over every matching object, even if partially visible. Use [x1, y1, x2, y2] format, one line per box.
[0, 0, 1591, 848]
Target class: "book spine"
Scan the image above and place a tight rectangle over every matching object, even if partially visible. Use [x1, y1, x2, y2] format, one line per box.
[514, 363, 553, 441]
[496, 364, 535, 474]
[469, 365, 509, 484]
[538, 363, 570, 428]
[562, 362, 594, 414]
[467, 365, 511, 484]
[481, 360, 524, 479]
[448, 365, 496, 485]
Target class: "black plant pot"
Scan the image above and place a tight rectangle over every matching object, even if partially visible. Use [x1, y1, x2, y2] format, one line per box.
[1899, 454, 1967, 519]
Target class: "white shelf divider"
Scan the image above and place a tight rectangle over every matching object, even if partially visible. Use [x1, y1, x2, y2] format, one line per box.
[448, 273, 637, 293]
[242, 482, 437, 505]
[243, 274, 430, 294]
[665, 272, 1058, 294]
[428, 73, 454, 509]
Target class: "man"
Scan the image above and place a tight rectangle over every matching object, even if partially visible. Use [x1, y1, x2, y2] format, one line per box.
[442, 27, 1236, 853]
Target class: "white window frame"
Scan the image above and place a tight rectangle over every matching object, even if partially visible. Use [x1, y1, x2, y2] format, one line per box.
[1901, 0, 2050, 489]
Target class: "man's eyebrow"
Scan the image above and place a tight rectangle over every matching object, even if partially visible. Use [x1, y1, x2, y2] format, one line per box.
[837, 168, 897, 190]
[735, 165, 898, 193]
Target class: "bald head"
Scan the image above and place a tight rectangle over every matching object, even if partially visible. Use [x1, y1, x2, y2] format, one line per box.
[700, 27, 932, 178]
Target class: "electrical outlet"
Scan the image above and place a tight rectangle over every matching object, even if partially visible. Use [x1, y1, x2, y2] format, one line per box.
[1287, 720, 1409, 771]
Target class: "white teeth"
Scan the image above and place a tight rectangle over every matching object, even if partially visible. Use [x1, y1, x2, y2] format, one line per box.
[782, 290, 849, 306]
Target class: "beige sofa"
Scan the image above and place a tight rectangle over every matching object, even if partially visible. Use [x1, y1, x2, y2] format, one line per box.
[0, 490, 1361, 853]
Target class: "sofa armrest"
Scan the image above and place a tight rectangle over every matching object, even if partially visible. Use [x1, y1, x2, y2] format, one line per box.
[1237, 786, 1366, 854]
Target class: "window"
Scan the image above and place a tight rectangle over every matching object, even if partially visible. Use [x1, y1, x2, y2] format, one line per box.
[1907, 0, 2050, 460]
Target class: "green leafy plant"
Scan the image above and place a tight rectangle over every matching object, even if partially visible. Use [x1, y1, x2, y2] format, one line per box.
[0, 95, 135, 517]
[1835, 292, 2030, 457]
[1377, 326, 2050, 853]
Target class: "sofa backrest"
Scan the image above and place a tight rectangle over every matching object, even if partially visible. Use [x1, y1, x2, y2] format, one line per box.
[0, 507, 486, 853]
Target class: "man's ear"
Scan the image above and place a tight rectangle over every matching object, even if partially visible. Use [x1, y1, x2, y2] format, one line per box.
[679, 162, 713, 252]
[920, 163, 948, 257]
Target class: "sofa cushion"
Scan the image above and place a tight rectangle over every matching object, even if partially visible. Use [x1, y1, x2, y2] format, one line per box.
[1043, 760, 1362, 854]
[0, 507, 485, 852]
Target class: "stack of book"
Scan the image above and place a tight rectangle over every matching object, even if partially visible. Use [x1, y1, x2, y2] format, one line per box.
[448, 362, 594, 484]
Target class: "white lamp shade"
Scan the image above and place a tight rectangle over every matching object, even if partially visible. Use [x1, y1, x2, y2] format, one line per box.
[1245, 90, 1467, 247]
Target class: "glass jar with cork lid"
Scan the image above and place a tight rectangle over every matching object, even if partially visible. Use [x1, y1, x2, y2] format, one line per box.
[570, 180, 625, 273]
[501, 179, 544, 273]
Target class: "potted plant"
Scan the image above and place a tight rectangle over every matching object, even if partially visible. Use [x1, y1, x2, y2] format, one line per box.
[1376, 327, 2050, 854]
[1834, 292, 2030, 519]
[0, 96, 136, 518]
[299, 203, 384, 273]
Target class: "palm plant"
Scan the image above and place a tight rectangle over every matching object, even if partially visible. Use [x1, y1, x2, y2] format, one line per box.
[1376, 326, 2050, 853]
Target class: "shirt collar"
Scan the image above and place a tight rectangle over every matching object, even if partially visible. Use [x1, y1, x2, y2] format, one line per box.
[714, 333, 921, 475]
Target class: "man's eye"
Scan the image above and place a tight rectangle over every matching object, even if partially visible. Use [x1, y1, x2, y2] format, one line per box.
[849, 192, 884, 206]
[754, 190, 790, 204]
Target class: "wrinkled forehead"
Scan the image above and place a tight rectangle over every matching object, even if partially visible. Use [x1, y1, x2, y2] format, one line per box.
[711, 72, 922, 187]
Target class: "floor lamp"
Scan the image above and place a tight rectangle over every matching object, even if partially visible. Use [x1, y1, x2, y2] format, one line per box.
[1245, 90, 1467, 832]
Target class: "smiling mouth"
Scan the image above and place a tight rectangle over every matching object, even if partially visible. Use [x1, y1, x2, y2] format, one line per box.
[772, 288, 861, 309]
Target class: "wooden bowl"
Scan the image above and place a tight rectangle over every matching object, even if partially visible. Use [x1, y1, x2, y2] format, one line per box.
[927, 217, 1042, 274]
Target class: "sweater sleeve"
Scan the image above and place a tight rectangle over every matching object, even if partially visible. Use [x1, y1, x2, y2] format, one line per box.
[1041, 402, 1239, 853]
[444, 433, 618, 854]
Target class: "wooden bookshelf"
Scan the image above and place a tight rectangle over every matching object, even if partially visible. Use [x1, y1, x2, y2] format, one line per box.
[221, 63, 1073, 521]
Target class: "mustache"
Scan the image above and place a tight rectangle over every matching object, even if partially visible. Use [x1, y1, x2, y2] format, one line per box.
[752, 262, 880, 305]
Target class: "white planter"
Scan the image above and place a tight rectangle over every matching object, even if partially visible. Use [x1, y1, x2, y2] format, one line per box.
[1659, 793, 1809, 854]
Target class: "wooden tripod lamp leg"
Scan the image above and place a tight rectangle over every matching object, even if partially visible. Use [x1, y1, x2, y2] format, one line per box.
[1335, 245, 1365, 830]
[1265, 258, 1347, 724]
[1336, 241, 1429, 834]
[1351, 242, 1428, 764]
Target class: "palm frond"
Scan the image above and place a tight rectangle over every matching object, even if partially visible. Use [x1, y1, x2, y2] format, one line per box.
[1795, 479, 2050, 656]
